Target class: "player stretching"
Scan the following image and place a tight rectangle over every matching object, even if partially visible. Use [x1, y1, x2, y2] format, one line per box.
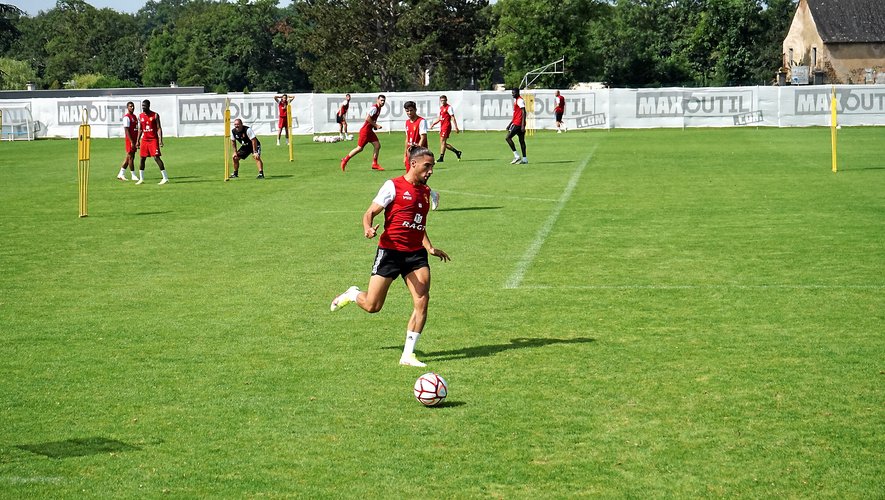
[429, 95, 461, 163]
[554, 90, 566, 133]
[505, 88, 528, 164]
[135, 99, 169, 184]
[341, 94, 386, 171]
[337, 93, 351, 139]
[229, 119, 265, 179]
[404, 101, 439, 210]
[274, 94, 290, 146]
[330, 147, 450, 367]
[116, 101, 139, 181]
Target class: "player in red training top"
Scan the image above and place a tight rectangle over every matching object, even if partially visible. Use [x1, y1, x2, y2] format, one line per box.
[429, 95, 461, 163]
[554, 90, 567, 133]
[337, 93, 351, 139]
[505, 88, 527, 164]
[274, 94, 290, 146]
[330, 147, 451, 368]
[116, 101, 139, 181]
[404, 101, 440, 210]
[341, 94, 386, 171]
[135, 99, 169, 184]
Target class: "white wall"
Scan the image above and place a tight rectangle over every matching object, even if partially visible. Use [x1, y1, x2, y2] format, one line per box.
[2, 86, 884, 139]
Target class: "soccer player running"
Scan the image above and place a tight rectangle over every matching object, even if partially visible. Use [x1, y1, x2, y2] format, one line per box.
[429, 95, 462, 163]
[229, 119, 265, 179]
[274, 94, 290, 146]
[116, 101, 139, 181]
[554, 90, 566, 133]
[135, 99, 169, 185]
[341, 94, 386, 171]
[330, 147, 450, 367]
[337, 93, 351, 139]
[404, 101, 439, 210]
[505, 88, 528, 164]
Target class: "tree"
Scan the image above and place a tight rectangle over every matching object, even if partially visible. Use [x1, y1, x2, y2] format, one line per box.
[0, 57, 36, 90]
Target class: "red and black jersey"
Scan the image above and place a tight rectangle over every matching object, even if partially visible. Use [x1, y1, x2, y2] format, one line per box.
[379, 177, 431, 252]
[139, 111, 160, 141]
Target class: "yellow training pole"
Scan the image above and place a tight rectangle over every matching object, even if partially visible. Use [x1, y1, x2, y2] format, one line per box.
[287, 102, 294, 162]
[77, 109, 91, 218]
[524, 92, 535, 137]
[224, 98, 231, 180]
[830, 86, 838, 173]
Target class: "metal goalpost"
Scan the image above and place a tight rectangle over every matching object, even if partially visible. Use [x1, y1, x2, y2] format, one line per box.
[520, 57, 566, 135]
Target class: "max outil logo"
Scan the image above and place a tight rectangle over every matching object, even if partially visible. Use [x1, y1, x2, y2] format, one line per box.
[479, 94, 597, 119]
[325, 97, 433, 123]
[180, 99, 277, 124]
[795, 88, 885, 115]
[636, 90, 753, 117]
[58, 101, 130, 125]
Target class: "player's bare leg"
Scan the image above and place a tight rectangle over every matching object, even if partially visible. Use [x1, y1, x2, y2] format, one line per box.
[341, 144, 364, 171]
[370, 141, 383, 171]
[331, 275, 392, 312]
[400, 267, 431, 366]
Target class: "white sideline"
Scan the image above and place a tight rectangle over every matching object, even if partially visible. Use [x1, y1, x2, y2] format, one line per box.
[520, 284, 885, 290]
[504, 147, 597, 289]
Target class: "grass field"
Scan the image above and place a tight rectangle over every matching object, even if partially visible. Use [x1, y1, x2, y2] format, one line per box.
[1, 126, 882, 497]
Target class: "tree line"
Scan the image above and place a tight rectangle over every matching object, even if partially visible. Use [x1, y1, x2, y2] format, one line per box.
[0, 0, 797, 92]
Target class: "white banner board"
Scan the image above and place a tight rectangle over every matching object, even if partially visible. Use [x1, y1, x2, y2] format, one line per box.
[3, 86, 884, 139]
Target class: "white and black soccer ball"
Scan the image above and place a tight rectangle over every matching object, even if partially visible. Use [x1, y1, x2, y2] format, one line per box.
[413, 372, 448, 406]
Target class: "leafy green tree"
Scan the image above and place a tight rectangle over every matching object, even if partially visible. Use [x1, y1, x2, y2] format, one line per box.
[0, 57, 36, 90]
[0, 3, 24, 54]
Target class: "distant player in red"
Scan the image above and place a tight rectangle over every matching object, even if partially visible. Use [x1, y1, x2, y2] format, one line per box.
[135, 99, 169, 184]
[274, 94, 290, 146]
[337, 93, 351, 139]
[404, 101, 440, 210]
[505, 88, 527, 164]
[330, 147, 451, 368]
[116, 101, 139, 181]
[341, 94, 386, 172]
[429, 95, 461, 163]
[554, 90, 566, 133]
[403, 101, 428, 171]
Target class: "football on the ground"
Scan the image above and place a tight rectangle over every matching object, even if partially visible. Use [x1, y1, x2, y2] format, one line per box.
[413, 372, 448, 406]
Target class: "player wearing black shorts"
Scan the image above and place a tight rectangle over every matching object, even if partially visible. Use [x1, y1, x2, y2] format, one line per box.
[230, 118, 265, 179]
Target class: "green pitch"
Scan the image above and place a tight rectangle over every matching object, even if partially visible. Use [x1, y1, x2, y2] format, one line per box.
[1, 127, 882, 497]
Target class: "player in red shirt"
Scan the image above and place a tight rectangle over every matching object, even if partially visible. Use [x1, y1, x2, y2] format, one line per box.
[554, 90, 567, 133]
[337, 93, 351, 139]
[274, 94, 290, 146]
[330, 147, 451, 367]
[135, 99, 169, 184]
[116, 101, 139, 181]
[505, 88, 528, 164]
[341, 94, 386, 172]
[429, 95, 461, 163]
[404, 101, 440, 210]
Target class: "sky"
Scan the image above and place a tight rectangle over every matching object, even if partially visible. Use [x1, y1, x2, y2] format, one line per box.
[11, 0, 292, 16]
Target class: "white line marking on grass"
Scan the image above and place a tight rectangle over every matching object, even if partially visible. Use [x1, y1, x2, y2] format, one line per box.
[520, 284, 885, 290]
[504, 147, 597, 290]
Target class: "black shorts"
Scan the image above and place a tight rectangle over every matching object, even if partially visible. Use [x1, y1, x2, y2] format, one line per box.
[336, 114, 345, 124]
[555, 111, 564, 122]
[506, 123, 525, 137]
[371, 247, 429, 279]
[236, 143, 261, 159]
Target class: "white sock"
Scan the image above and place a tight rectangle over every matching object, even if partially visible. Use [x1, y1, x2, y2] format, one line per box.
[347, 287, 360, 301]
[513, 151, 520, 159]
[522, 156, 527, 162]
[161, 170, 168, 180]
[139, 170, 144, 180]
[118, 168, 126, 176]
[130, 171, 138, 180]
[403, 330, 420, 357]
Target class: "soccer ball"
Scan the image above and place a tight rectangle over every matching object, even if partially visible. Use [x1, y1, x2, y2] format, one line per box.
[413, 372, 448, 406]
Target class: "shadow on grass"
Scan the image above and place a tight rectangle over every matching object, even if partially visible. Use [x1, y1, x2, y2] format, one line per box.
[385, 337, 595, 362]
[431, 400, 466, 409]
[134, 211, 172, 216]
[17, 437, 140, 459]
[436, 206, 503, 213]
